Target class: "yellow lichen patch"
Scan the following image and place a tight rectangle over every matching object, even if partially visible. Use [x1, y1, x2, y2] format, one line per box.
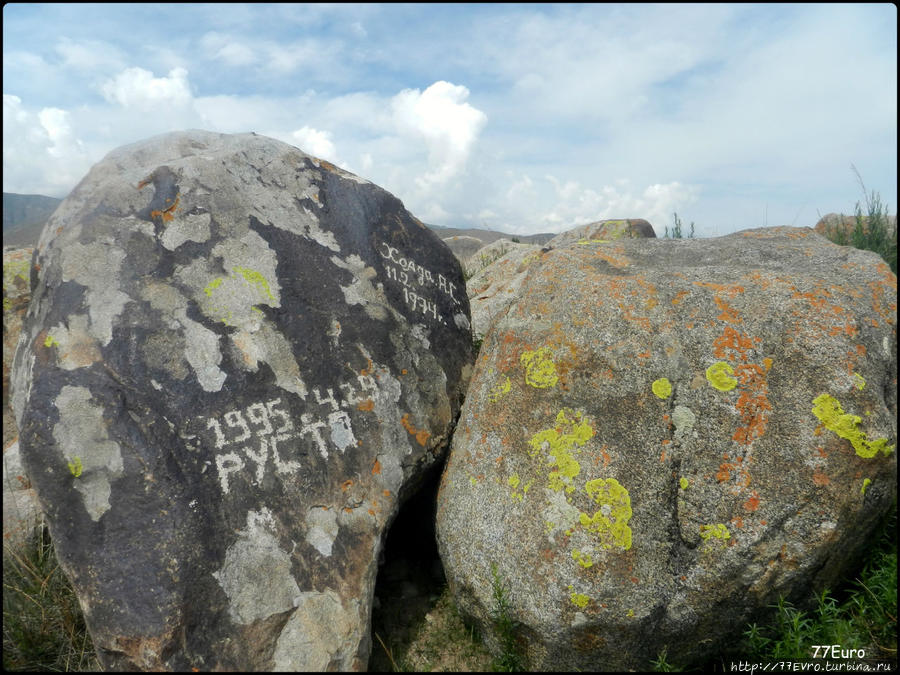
[861, 478, 871, 495]
[652, 378, 672, 399]
[235, 266, 276, 302]
[679, 477, 689, 490]
[489, 376, 512, 402]
[44, 334, 59, 348]
[528, 409, 593, 492]
[853, 372, 866, 391]
[520, 347, 558, 388]
[508, 474, 520, 489]
[699, 523, 730, 547]
[812, 394, 894, 458]
[706, 361, 738, 391]
[570, 591, 590, 608]
[571, 549, 593, 569]
[68, 456, 83, 478]
[580, 478, 633, 551]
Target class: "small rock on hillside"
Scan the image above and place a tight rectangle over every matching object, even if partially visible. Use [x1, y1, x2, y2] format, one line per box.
[437, 227, 896, 671]
[11, 130, 474, 671]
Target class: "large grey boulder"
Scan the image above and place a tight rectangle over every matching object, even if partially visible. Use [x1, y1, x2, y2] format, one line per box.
[11, 130, 473, 671]
[437, 227, 896, 671]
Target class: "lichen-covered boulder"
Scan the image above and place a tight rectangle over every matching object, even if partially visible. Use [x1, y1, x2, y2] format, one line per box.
[11, 130, 473, 671]
[437, 227, 896, 671]
[3, 247, 33, 449]
[466, 242, 541, 339]
[546, 218, 656, 248]
[813, 212, 897, 239]
[3, 247, 43, 552]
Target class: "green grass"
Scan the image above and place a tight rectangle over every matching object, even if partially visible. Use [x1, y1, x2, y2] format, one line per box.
[821, 166, 897, 274]
[488, 562, 526, 672]
[2, 525, 100, 672]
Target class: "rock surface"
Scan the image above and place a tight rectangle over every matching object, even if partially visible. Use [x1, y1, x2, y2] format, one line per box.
[3, 246, 42, 552]
[11, 130, 473, 671]
[466, 242, 541, 339]
[546, 217, 656, 248]
[437, 227, 896, 671]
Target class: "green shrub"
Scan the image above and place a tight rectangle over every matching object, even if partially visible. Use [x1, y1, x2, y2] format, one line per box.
[664, 212, 695, 239]
[822, 167, 897, 274]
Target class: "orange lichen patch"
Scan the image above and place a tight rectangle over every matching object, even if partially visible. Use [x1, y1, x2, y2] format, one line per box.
[671, 290, 689, 305]
[372, 459, 382, 475]
[660, 450, 667, 462]
[383, 489, 391, 497]
[716, 463, 733, 482]
[731, 516, 744, 528]
[713, 296, 742, 323]
[868, 276, 898, 325]
[713, 326, 760, 362]
[357, 399, 374, 412]
[341, 479, 353, 491]
[637, 350, 651, 359]
[693, 281, 745, 297]
[137, 178, 151, 189]
[150, 195, 179, 223]
[812, 469, 830, 486]
[856, 344, 866, 357]
[593, 244, 631, 269]
[401, 413, 430, 446]
[743, 491, 760, 512]
[732, 364, 771, 445]
[763, 357, 773, 372]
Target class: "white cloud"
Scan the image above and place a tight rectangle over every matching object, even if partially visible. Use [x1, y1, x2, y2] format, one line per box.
[100, 66, 192, 108]
[290, 126, 339, 163]
[200, 32, 257, 66]
[54, 37, 125, 71]
[3, 95, 91, 196]
[391, 81, 487, 187]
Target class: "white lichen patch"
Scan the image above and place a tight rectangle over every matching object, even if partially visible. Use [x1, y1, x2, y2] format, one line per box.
[45, 314, 101, 370]
[543, 488, 581, 541]
[160, 211, 212, 251]
[329, 412, 357, 453]
[672, 405, 697, 444]
[60, 242, 131, 345]
[305, 507, 339, 557]
[273, 590, 360, 670]
[330, 254, 390, 321]
[141, 282, 227, 392]
[212, 508, 301, 625]
[231, 321, 307, 398]
[52, 386, 123, 521]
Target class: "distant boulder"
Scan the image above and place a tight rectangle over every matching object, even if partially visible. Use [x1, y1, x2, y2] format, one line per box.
[12, 130, 474, 671]
[438, 226, 896, 671]
[547, 218, 656, 248]
[814, 212, 897, 240]
[442, 235, 485, 263]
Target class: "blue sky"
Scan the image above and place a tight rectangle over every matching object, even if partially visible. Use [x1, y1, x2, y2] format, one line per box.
[3, 3, 896, 236]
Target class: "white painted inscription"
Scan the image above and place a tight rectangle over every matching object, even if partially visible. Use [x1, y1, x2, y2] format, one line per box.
[202, 373, 378, 494]
[378, 241, 460, 325]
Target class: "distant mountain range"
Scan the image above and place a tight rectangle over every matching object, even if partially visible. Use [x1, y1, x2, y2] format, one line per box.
[3, 193, 63, 248]
[2, 192, 554, 250]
